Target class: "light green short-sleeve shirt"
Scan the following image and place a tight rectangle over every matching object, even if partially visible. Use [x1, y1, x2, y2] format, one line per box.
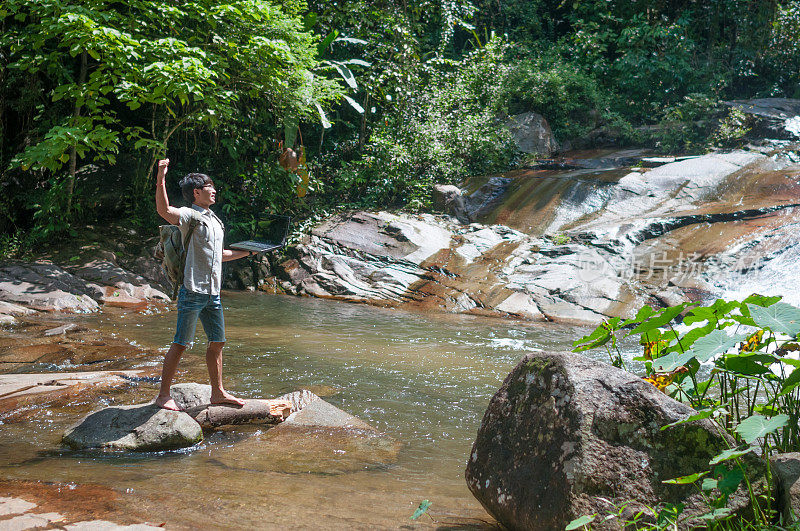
[177, 204, 224, 295]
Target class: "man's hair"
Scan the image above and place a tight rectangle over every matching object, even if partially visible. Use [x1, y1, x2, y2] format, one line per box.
[180, 173, 214, 204]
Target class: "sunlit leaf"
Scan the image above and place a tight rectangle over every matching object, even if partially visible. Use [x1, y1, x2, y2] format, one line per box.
[314, 101, 331, 128]
[709, 447, 752, 465]
[344, 95, 364, 113]
[565, 514, 596, 530]
[663, 471, 708, 484]
[735, 414, 790, 444]
[748, 302, 800, 338]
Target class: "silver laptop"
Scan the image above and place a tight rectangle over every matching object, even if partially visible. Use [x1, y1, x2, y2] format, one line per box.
[230, 215, 291, 254]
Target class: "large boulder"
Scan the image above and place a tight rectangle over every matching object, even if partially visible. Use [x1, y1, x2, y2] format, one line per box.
[62, 404, 203, 451]
[432, 184, 469, 224]
[505, 112, 559, 157]
[465, 352, 755, 530]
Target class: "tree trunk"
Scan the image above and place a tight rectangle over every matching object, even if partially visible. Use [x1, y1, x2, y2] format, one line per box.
[66, 51, 88, 219]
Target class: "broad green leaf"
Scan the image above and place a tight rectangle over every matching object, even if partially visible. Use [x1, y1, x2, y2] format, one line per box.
[709, 447, 753, 465]
[284, 115, 298, 148]
[663, 471, 708, 484]
[621, 305, 657, 327]
[573, 323, 611, 352]
[341, 58, 371, 66]
[697, 508, 732, 521]
[334, 37, 369, 46]
[664, 322, 715, 354]
[748, 302, 800, 338]
[701, 477, 718, 491]
[652, 350, 695, 372]
[410, 499, 431, 520]
[318, 30, 339, 53]
[686, 329, 749, 364]
[565, 514, 596, 530]
[626, 303, 689, 337]
[717, 467, 744, 495]
[781, 364, 800, 392]
[735, 414, 790, 444]
[718, 352, 773, 376]
[331, 62, 357, 89]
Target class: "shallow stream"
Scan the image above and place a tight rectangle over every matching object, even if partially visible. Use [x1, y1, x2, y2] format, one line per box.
[0, 292, 606, 529]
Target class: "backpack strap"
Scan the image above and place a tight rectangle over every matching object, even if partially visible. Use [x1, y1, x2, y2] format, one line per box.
[172, 215, 201, 300]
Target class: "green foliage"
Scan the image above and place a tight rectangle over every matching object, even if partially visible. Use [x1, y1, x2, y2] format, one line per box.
[574, 294, 800, 525]
[502, 54, 608, 140]
[712, 109, 753, 149]
[330, 38, 516, 209]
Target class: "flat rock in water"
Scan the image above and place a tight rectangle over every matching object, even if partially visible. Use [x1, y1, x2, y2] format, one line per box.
[62, 403, 202, 451]
[0, 371, 142, 415]
[465, 351, 760, 530]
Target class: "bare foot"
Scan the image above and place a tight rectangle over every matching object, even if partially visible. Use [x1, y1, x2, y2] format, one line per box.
[210, 390, 246, 407]
[155, 395, 181, 411]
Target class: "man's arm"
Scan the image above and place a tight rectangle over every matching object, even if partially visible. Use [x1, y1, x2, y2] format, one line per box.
[222, 249, 253, 262]
[155, 158, 181, 225]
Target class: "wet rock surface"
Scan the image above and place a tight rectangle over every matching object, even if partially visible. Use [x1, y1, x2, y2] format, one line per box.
[0, 259, 168, 319]
[216, 391, 402, 474]
[62, 403, 204, 451]
[0, 480, 162, 530]
[465, 351, 757, 530]
[270, 149, 800, 322]
[725, 98, 800, 139]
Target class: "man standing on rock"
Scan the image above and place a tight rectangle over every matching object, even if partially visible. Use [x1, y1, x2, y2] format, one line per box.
[154, 158, 252, 411]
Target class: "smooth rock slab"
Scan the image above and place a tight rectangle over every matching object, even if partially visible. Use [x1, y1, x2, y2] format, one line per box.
[0, 512, 64, 530]
[0, 497, 36, 516]
[62, 404, 202, 451]
[465, 351, 754, 530]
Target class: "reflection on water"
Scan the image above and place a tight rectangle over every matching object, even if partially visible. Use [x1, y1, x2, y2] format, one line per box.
[0, 292, 600, 528]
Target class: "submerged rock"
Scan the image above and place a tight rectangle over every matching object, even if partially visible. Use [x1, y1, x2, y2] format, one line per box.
[62, 404, 203, 451]
[214, 391, 401, 474]
[465, 352, 757, 529]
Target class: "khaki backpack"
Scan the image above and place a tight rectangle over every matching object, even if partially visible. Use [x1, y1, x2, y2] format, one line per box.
[155, 212, 201, 300]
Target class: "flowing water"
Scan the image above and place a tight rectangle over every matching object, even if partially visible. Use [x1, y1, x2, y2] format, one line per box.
[0, 292, 606, 529]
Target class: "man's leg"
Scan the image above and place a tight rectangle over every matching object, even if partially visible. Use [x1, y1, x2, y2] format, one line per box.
[155, 342, 188, 410]
[156, 286, 200, 410]
[199, 294, 244, 407]
[205, 341, 245, 406]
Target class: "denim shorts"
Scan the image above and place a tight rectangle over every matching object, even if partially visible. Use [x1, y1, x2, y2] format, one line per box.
[173, 286, 226, 347]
